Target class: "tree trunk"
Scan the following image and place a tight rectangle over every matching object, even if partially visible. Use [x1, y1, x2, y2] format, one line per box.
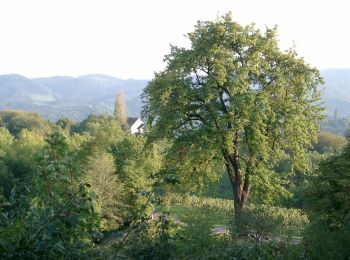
[224, 133, 251, 221]
[225, 152, 247, 218]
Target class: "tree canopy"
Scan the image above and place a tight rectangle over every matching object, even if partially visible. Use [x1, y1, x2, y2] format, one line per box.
[142, 13, 324, 214]
[0, 110, 50, 137]
[305, 133, 350, 259]
[114, 92, 128, 130]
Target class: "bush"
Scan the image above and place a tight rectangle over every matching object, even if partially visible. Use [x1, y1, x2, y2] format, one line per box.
[237, 204, 308, 240]
[169, 194, 308, 238]
[305, 134, 350, 259]
[305, 220, 350, 259]
[0, 131, 101, 258]
[84, 151, 127, 231]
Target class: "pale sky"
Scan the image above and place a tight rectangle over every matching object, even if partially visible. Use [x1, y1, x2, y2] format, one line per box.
[0, 0, 349, 79]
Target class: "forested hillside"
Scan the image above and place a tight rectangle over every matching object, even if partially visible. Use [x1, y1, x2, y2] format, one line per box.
[322, 69, 350, 117]
[1, 69, 350, 122]
[0, 74, 147, 121]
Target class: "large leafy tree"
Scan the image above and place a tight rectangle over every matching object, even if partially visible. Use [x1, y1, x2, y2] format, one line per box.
[142, 14, 323, 216]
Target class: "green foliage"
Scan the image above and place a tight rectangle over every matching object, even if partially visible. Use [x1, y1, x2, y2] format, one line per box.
[306, 139, 350, 229]
[0, 128, 13, 158]
[73, 114, 119, 135]
[0, 183, 99, 258]
[0, 131, 101, 258]
[237, 204, 308, 240]
[142, 13, 324, 213]
[313, 131, 346, 154]
[123, 214, 175, 260]
[137, 201, 306, 259]
[0, 161, 15, 200]
[170, 206, 231, 259]
[111, 135, 163, 217]
[0, 110, 50, 137]
[114, 91, 129, 130]
[230, 240, 304, 260]
[305, 221, 350, 259]
[4, 129, 45, 180]
[272, 131, 346, 208]
[84, 151, 127, 231]
[169, 194, 308, 236]
[0, 128, 15, 200]
[250, 166, 291, 205]
[305, 134, 350, 258]
[55, 118, 76, 134]
[162, 139, 225, 193]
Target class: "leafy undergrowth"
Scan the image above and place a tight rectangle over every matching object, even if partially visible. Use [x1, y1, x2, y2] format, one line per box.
[93, 195, 308, 258]
[168, 194, 308, 238]
[167, 204, 232, 258]
[167, 203, 304, 259]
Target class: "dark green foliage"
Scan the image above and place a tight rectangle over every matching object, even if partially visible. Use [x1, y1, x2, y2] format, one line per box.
[55, 118, 76, 133]
[3, 130, 44, 180]
[124, 215, 174, 260]
[0, 183, 99, 259]
[306, 141, 350, 229]
[305, 134, 350, 259]
[0, 131, 100, 258]
[72, 114, 115, 134]
[84, 151, 127, 231]
[111, 135, 162, 217]
[306, 221, 350, 259]
[0, 110, 50, 137]
[0, 161, 15, 199]
[230, 240, 304, 260]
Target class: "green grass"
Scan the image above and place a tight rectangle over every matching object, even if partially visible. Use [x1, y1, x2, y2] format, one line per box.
[167, 194, 308, 239]
[169, 204, 230, 227]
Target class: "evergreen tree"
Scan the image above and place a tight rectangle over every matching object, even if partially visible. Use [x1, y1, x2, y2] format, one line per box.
[114, 92, 128, 130]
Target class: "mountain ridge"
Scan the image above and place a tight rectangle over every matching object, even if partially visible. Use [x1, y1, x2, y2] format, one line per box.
[0, 70, 349, 121]
[0, 74, 148, 121]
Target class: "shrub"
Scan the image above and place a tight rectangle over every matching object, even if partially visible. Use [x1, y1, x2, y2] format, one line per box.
[305, 134, 350, 259]
[169, 194, 308, 238]
[0, 131, 101, 258]
[84, 151, 127, 231]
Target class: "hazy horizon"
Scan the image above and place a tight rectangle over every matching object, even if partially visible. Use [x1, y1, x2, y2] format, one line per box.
[1, 68, 350, 81]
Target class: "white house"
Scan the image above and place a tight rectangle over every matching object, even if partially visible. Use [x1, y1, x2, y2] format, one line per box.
[127, 117, 144, 134]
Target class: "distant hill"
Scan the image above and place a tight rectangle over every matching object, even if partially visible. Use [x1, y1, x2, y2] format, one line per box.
[322, 69, 350, 117]
[0, 74, 147, 121]
[0, 69, 349, 122]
